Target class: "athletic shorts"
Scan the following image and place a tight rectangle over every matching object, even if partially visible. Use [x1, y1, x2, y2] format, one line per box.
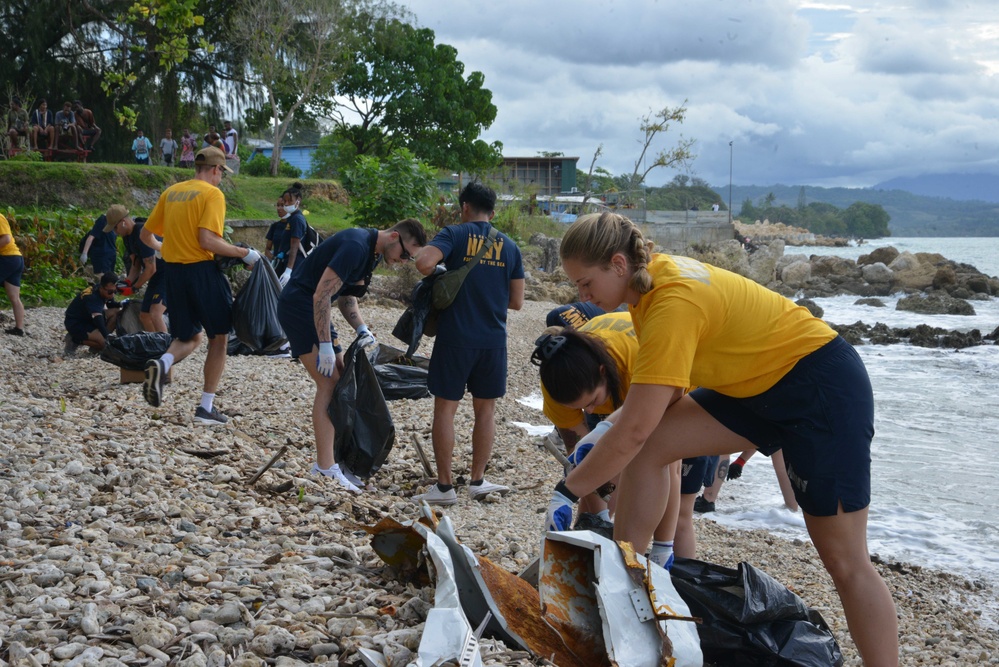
[0, 255, 24, 287]
[163, 154, 174, 166]
[690, 336, 873, 516]
[90, 252, 115, 275]
[141, 271, 166, 313]
[66, 319, 96, 344]
[680, 456, 710, 495]
[163, 261, 232, 341]
[428, 346, 507, 401]
[276, 288, 339, 358]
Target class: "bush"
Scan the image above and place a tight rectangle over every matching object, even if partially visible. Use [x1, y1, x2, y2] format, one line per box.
[5, 207, 96, 306]
[243, 154, 302, 178]
[343, 149, 436, 228]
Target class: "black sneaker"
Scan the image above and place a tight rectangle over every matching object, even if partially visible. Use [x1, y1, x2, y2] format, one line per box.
[4, 327, 24, 336]
[693, 495, 715, 514]
[143, 359, 166, 407]
[194, 406, 228, 426]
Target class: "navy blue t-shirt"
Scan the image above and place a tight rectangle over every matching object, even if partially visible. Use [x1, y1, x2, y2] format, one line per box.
[546, 301, 609, 328]
[284, 227, 376, 299]
[64, 284, 114, 328]
[123, 221, 165, 273]
[87, 215, 118, 263]
[276, 211, 307, 259]
[266, 220, 284, 252]
[429, 221, 524, 350]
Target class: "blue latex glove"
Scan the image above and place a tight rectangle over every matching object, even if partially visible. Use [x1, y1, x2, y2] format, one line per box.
[317, 342, 336, 377]
[545, 489, 574, 532]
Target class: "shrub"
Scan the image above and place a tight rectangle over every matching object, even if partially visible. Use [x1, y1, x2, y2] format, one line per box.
[343, 149, 436, 229]
[243, 154, 302, 178]
[5, 207, 95, 306]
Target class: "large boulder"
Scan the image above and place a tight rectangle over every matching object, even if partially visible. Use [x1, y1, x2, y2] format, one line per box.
[896, 293, 976, 316]
[781, 260, 811, 288]
[810, 255, 860, 279]
[858, 246, 899, 267]
[861, 262, 894, 285]
[890, 251, 937, 290]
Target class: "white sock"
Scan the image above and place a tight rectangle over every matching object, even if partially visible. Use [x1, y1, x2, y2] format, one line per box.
[200, 392, 214, 412]
[649, 540, 674, 567]
[597, 509, 611, 522]
[161, 352, 175, 373]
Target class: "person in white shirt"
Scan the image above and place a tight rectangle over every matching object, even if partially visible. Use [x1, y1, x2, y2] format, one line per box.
[159, 128, 178, 166]
[223, 120, 238, 156]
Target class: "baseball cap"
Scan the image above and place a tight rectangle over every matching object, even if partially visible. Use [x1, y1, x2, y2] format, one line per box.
[103, 205, 129, 233]
[195, 147, 233, 172]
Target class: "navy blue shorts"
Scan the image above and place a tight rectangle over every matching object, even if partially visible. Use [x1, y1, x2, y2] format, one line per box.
[66, 320, 96, 344]
[690, 336, 873, 516]
[141, 271, 166, 312]
[0, 255, 24, 287]
[163, 261, 232, 341]
[680, 456, 711, 494]
[428, 347, 507, 401]
[276, 288, 339, 358]
[90, 252, 115, 275]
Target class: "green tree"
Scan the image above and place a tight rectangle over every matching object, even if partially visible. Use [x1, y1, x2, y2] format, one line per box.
[342, 148, 437, 228]
[623, 102, 695, 202]
[843, 202, 890, 238]
[309, 131, 360, 179]
[318, 14, 502, 174]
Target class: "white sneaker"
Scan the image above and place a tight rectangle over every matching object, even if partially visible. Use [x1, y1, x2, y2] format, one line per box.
[412, 484, 458, 506]
[311, 462, 362, 494]
[468, 478, 510, 501]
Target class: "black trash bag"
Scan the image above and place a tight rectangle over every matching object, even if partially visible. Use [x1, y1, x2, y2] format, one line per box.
[115, 300, 144, 335]
[215, 242, 250, 271]
[392, 268, 444, 357]
[328, 338, 396, 479]
[227, 332, 256, 356]
[369, 343, 430, 400]
[100, 332, 173, 371]
[670, 557, 844, 667]
[232, 259, 287, 353]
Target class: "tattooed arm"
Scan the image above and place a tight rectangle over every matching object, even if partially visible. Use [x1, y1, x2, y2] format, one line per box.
[313, 268, 344, 343]
[336, 295, 366, 333]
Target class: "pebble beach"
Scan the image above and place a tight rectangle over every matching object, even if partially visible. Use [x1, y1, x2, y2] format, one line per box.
[1, 300, 997, 666]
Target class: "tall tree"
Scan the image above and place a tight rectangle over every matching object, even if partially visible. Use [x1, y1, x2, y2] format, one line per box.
[626, 102, 695, 198]
[317, 14, 502, 174]
[231, 0, 375, 175]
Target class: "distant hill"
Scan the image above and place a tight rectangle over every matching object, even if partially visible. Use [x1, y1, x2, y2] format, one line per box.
[714, 183, 999, 237]
[872, 173, 999, 203]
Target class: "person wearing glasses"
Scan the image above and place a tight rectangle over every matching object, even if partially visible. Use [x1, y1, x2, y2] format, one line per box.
[412, 182, 525, 506]
[139, 147, 262, 426]
[277, 218, 427, 492]
[63, 273, 122, 354]
[108, 207, 168, 333]
[80, 207, 122, 275]
[548, 211, 898, 666]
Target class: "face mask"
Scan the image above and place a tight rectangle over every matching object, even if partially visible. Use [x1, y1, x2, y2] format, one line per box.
[284, 203, 298, 214]
[279, 211, 290, 220]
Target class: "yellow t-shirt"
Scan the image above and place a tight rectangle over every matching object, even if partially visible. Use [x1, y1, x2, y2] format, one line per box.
[630, 254, 836, 398]
[0, 214, 21, 257]
[144, 179, 226, 264]
[542, 311, 637, 429]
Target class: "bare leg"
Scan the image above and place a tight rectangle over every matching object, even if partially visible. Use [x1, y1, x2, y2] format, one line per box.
[674, 493, 698, 558]
[702, 455, 729, 503]
[202, 333, 228, 393]
[653, 461, 682, 541]
[299, 347, 339, 468]
[804, 507, 899, 666]
[164, 332, 202, 365]
[469, 397, 496, 480]
[431, 397, 460, 485]
[148, 303, 167, 332]
[3, 282, 24, 329]
[771, 449, 799, 511]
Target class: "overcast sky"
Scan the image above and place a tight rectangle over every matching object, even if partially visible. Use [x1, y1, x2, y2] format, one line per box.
[395, 0, 999, 189]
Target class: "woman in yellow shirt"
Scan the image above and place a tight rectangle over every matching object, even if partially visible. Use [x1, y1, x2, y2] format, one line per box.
[547, 212, 897, 666]
[0, 213, 26, 336]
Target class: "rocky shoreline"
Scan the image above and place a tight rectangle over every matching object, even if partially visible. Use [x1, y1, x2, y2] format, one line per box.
[1, 298, 998, 667]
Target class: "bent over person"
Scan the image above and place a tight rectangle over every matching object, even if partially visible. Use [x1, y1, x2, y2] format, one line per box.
[277, 219, 426, 492]
[140, 147, 260, 425]
[413, 182, 525, 505]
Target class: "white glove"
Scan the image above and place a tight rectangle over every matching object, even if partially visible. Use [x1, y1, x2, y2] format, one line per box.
[355, 324, 376, 347]
[317, 342, 336, 377]
[79, 252, 88, 265]
[565, 420, 613, 474]
[242, 248, 261, 266]
[545, 485, 575, 532]
[279, 268, 292, 288]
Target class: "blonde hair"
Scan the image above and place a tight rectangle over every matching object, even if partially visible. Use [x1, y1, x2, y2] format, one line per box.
[560, 212, 656, 294]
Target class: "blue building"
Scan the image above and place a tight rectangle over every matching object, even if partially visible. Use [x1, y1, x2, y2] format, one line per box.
[247, 145, 319, 176]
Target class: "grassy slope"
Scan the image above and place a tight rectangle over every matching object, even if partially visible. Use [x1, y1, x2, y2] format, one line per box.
[0, 162, 353, 232]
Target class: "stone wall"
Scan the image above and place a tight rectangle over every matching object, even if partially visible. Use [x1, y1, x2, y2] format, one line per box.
[228, 219, 272, 250]
[640, 211, 737, 254]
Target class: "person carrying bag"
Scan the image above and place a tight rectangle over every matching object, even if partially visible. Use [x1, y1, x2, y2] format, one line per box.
[423, 225, 499, 336]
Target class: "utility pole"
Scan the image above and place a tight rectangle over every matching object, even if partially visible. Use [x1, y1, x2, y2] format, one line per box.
[728, 141, 734, 225]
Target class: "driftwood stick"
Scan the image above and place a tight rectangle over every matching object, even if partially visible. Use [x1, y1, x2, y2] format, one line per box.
[247, 445, 288, 486]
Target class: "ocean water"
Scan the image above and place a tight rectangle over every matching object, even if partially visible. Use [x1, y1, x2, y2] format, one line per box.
[514, 238, 999, 601]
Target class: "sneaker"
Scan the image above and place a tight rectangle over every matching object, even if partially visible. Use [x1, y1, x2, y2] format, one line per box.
[468, 478, 510, 501]
[4, 327, 24, 336]
[311, 462, 362, 493]
[693, 495, 715, 514]
[143, 359, 166, 407]
[573, 512, 615, 540]
[412, 484, 458, 506]
[63, 333, 78, 357]
[194, 406, 229, 426]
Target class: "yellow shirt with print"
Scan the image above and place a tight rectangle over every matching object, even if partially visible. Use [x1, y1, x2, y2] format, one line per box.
[144, 179, 226, 264]
[0, 214, 21, 257]
[629, 254, 836, 398]
[542, 311, 638, 429]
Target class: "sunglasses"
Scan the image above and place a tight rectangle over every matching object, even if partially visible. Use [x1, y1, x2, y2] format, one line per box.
[530, 333, 567, 366]
[398, 240, 412, 261]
